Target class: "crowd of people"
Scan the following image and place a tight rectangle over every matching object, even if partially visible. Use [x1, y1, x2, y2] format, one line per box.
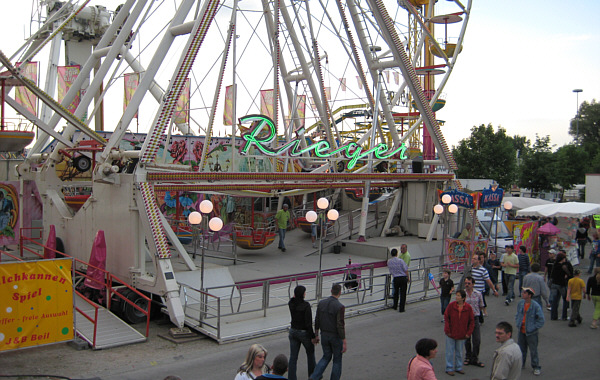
[227, 236, 599, 380]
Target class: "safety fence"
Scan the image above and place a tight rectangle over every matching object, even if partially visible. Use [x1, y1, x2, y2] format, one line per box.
[178, 256, 455, 342]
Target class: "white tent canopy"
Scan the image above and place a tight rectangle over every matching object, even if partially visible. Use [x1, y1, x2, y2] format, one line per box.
[516, 202, 600, 218]
[502, 197, 554, 211]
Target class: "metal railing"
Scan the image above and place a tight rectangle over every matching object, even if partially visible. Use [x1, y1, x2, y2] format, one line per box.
[18, 228, 152, 348]
[178, 258, 456, 341]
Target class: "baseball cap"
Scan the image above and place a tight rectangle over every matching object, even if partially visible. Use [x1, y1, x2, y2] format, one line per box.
[548, 249, 557, 254]
[522, 287, 535, 295]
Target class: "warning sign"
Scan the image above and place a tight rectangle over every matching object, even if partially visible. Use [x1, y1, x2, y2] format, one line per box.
[0, 258, 74, 351]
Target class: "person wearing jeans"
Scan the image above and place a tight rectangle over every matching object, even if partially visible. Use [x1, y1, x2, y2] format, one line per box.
[550, 253, 573, 320]
[287, 285, 316, 380]
[310, 284, 346, 380]
[503, 246, 519, 305]
[515, 288, 545, 376]
[443, 290, 474, 376]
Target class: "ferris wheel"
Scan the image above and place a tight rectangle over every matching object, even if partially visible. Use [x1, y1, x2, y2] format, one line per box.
[0, 0, 472, 329]
[3, 0, 471, 177]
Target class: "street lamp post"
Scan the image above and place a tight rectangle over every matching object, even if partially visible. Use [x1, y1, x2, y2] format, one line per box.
[573, 89, 583, 139]
[433, 194, 458, 267]
[305, 197, 339, 298]
[188, 199, 223, 292]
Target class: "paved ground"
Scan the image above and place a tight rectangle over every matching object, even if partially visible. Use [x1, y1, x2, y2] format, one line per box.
[1, 229, 598, 379]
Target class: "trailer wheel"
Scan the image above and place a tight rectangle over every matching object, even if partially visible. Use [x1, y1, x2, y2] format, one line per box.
[123, 290, 149, 324]
[73, 156, 92, 172]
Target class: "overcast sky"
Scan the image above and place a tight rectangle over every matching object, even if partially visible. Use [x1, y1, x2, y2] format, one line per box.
[2, 1, 599, 153]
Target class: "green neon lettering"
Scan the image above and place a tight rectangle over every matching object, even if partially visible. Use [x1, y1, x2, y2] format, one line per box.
[239, 114, 408, 166]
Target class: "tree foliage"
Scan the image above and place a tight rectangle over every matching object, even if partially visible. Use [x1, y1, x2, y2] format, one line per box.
[452, 124, 518, 189]
[569, 100, 600, 146]
[518, 136, 556, 195]
[554, 144, 589, 192]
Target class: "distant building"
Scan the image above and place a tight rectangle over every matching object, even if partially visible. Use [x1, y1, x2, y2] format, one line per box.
[586, 174, 600, 204]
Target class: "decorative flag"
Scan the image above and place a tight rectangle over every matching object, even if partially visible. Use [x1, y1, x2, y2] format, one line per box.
[57, 65, 80, 114]
[285, 95, 307, 129]
[384, 70, 390, 83]
[324, 87, 331, 102]
[260, 89, 275, 120]
[340, 78, 346, 91]
[394, 71, 400, 85]
[123, 72, 139, 118]
[15, 62, 38, 116]
[173, 78, 190, 124]
[223, 85, 234, 126]
[356, 76, 363, 89]
[309, 97, 316, 111]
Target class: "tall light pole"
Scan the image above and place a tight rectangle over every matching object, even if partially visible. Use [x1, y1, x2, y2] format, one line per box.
[306, 197, 339, 299]
[188, 199, 223, 291]
[573, 89, 583, 139]
[433, 194, 458, 267]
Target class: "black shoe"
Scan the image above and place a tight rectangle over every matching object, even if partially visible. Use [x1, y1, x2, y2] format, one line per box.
[282, 248, 286, 252]
[568, 322, 576, 327]
[577, 317, 582, 324]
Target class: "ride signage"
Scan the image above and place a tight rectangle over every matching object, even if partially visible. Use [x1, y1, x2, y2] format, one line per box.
[0, 258, 74, 352]
[239, 114, 407, 170]
[480, 186, 504, 209]
[440, 189, 475, 209]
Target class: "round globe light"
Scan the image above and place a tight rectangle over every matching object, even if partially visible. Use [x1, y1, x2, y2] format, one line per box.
[327, 209, 339, 221]
[503, 201, 513, 211]
[200, 200, 214, 214]
[209, 217, 223, 232]
[448, 204, 459, 214]
[441, 194, 452, 204]
[317, 197, 329, 210]
[433, 204, 444, 215]
[188, 211, 202, 225]
[306, 210, 318, 223]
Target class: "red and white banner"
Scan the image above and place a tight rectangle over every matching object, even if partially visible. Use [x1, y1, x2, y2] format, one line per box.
[173, 78, 190, 124]
[223, 85, 234, 126]
[285, 95, 306, 129]
[123, 72, 139, 118]
[340, 78, 346, 91]
[356, 76, 363, 90]
[57, 65, 80, 114]
[394, 72, 400, 85]
[260, 89, 274, 120]
[15, 62, 38, 116]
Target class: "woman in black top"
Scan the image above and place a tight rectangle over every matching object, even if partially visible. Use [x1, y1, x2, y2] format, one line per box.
[288, 285, 316, 380]
[550, 252, 573, 320]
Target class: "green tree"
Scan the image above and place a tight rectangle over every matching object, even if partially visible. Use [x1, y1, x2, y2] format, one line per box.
[569, 100, 600, 146]
[518, 135, 556, 195]
[452, 124, 517, 189]
[554, 144, 589, 196]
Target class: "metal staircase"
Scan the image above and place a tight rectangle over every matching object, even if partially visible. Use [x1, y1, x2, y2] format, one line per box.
[74, 294, 146, 350]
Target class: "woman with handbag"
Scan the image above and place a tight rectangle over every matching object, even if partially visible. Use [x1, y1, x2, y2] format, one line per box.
[407, 338, 438, 380]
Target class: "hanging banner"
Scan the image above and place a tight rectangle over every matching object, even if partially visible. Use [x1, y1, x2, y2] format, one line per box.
[340, 78, 346, 91]
[356, 76, 363, 90]
[285, 95, 306, 129]
[123, 72, 139, 118]
[260, 89, 275, 120]
[384, 70, 390, 83]
[480, 186, 504, 209]
[513, 221, 538, 260]
[173, 78, 190, 124]
[223, 85, 234, 126]
[57, 65, 80, 114]
[394, 71, 400, 85]
[593, 214, 600, 229]
[440, 189, 475, 209]
[324, 87, 331, 102]
[0, 258, 74, 352]
[15, 62, 38, 116]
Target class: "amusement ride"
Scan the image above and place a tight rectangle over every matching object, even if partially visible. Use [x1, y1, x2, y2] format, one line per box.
[0, 0, 471, 336]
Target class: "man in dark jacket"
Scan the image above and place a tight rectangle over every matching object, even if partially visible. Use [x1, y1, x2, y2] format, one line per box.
[309, 284, 346, 380]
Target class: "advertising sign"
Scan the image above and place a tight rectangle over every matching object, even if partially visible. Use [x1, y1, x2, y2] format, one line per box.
[480, 187, 504, 209]
[0, 258, 74, 351]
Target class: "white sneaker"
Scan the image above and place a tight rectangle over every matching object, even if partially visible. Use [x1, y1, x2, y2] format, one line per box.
[312, 243, 317, 248]
[533, 368, 541, 376]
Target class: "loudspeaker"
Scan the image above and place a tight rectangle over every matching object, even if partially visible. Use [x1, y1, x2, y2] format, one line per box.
[412, 157, 423, 173]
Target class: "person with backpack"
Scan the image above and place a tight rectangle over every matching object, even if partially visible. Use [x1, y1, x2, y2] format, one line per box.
[550, 252, 573, 321]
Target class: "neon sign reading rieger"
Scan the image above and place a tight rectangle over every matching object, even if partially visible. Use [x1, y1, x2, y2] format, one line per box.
[239, 115, 407, 170]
